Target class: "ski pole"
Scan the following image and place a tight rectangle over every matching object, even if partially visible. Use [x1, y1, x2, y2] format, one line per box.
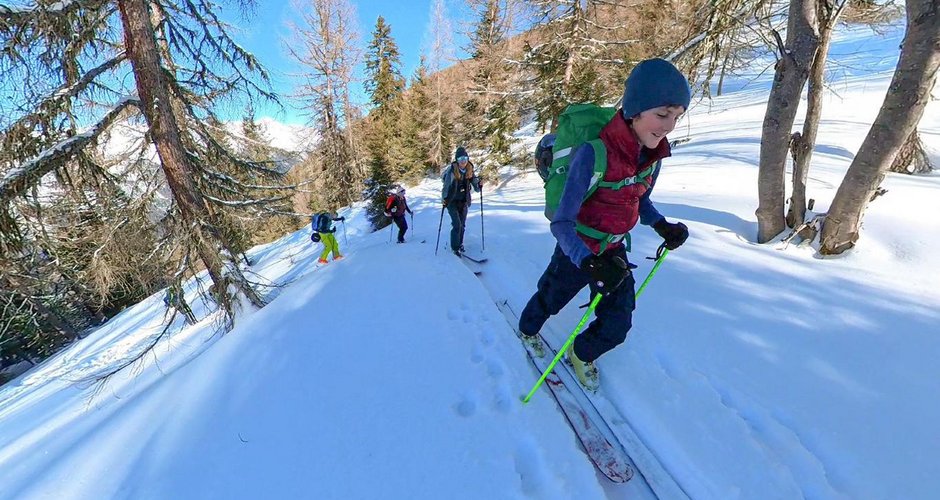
[389, 221, 394, 243]
[410, 212, 414, 238]
[521, 293, 602, 404]
[434, 205, 445, 255]
[479, 182, 485, 251]
[342, 220, 347, 246]
[521, 247, 671, 404]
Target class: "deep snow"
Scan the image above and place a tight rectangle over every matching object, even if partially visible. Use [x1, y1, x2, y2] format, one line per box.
[1, 23, 939, 500]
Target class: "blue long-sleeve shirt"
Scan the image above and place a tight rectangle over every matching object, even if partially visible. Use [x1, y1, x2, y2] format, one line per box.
[550, 143, 664, 267]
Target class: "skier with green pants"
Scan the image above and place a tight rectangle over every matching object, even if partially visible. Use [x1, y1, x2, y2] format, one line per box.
[310, 212, 345, 264]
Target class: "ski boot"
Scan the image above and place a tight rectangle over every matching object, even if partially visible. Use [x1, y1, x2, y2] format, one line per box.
[517, 332, 546, 358]
[317, 257, 328, 264]
[568, 347, 599, 392]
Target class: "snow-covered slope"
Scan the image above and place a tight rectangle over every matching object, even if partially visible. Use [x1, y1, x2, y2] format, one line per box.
[1, 22, 939, 500]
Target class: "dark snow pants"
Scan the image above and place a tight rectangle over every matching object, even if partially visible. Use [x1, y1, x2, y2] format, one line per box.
[447, 201, 469, 251]
[519, 244, 636, 363]
[392, 215, 408, 242]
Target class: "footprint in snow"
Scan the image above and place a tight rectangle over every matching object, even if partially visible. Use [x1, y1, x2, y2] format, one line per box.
[479, 328, 496, 346]
[485, 358, 504, 378]
[492, 383, 513, 415]
[513, 436, 550, 496]
[455, 395, 478, 418]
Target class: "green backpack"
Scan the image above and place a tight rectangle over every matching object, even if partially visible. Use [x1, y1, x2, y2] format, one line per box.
[543, 103, 658, 252]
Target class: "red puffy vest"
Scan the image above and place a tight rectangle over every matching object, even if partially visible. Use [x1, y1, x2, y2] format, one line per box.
[576, 114, 671, 254]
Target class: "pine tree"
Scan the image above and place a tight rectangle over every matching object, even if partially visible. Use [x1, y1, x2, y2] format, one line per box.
[399, 59, 436, 180]
[463, 0, 519, 176]
[363, 16, 406, 230]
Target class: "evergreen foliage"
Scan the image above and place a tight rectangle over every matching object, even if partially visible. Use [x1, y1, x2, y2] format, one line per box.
[0, 0, 293, 370]
[462, 0, 518, 177]
[363, 16, 406, 230]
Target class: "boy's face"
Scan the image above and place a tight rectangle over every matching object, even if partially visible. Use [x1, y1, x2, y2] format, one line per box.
[630, 106, 684, 149]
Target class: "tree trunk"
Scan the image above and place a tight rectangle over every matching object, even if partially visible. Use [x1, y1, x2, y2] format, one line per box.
[756, 0, 819, 243]
[117, 0, 263, 318]
[889, 127, 935, 174]
[820, 0, 940, 255]
[787, 8, 838, 228]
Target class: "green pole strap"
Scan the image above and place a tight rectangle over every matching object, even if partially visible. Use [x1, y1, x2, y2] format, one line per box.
[636, 246, 669, 297]
[521, 246, 671, 404]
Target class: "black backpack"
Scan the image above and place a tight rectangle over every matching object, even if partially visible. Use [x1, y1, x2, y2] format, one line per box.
[535, 133, 556, 182]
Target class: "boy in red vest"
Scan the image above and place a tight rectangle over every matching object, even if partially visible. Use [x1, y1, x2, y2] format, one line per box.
[518, 59, 691, 390]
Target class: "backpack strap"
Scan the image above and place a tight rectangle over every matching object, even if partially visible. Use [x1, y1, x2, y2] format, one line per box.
[595, 160, 659, 191]
[575, 150, 662, 254]
[581, 139, 608, 201]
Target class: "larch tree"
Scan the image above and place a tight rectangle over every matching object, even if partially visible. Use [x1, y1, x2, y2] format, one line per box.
[288, 0, 363, 211]
[423, 0, 456, 171]
[0, 0, 292, 356]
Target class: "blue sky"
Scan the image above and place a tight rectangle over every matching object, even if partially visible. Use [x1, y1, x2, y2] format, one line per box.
[220, 0, 471, 125]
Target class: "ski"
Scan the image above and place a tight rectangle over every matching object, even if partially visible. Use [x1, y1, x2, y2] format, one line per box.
[459, 253, 488, 264]
[457, 257, 483, 276]
[495, 299, 634, 483]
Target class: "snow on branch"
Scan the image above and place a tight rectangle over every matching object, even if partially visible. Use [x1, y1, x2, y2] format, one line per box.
[0, 98, 140, 206]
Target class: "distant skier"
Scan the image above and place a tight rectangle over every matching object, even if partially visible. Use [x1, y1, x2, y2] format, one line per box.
[441, 146, 482, 256]
[385, 186, 413, 243]
[311, 211, 346, 264]
[518, 59, 692, 390]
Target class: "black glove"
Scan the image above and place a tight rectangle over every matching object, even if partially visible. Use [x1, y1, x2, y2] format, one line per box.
[442, 200, 448, 208]
[335, 216, 345, 222]
[653, 219, 689, 250]
[581, 254, 630, 295]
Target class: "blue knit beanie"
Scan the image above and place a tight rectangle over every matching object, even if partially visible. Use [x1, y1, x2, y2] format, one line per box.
[621, 58, 691, 119]
[455, 146, 468, 161]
